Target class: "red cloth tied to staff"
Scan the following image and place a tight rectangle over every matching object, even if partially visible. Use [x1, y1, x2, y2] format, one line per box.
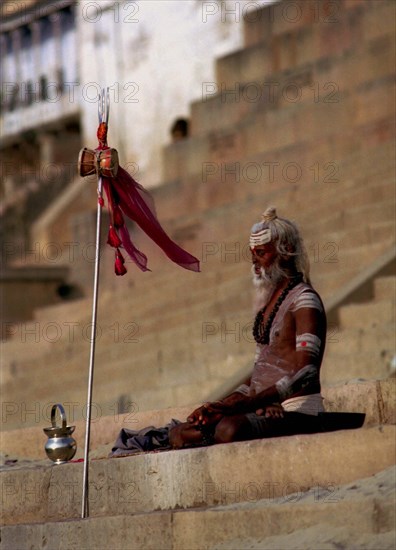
[95, 122, 200, 275]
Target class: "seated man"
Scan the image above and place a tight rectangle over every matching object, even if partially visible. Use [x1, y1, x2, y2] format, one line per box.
[169, 206, 327, 448]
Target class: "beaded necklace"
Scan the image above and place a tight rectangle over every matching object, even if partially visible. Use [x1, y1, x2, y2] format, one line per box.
[252, 273, 303, 345]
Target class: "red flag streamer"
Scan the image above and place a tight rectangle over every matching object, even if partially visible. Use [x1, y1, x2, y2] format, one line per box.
[83, 121, 200, 275]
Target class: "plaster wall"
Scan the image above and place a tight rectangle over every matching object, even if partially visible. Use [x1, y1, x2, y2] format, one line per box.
[78, 0, 271, 187]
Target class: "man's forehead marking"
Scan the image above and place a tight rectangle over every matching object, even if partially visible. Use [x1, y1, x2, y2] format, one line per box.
[249, 226, 272, 247]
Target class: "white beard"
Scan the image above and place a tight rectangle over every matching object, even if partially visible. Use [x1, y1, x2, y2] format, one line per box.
[251, 261, 287, 311]
[251, 264, 272, 310]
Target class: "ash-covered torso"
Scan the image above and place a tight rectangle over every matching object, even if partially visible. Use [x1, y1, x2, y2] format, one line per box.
[248, 282, 326, 403]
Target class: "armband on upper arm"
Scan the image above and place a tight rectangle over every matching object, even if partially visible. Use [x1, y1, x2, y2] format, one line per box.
[296, 333, 321, 358]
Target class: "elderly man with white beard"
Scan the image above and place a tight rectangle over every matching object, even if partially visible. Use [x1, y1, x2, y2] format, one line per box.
[169, 206, 327, 448]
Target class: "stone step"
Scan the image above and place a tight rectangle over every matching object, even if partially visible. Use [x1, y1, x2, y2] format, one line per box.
[24, 226, 393, 336]
[375, 276, 396, 301]
[310, 240, 392, 273]
[223, 22, 393, 103]
[1, 246, 390, 372]
[1, 465, 394, 550]
[321, 379, 395, 426]
[1, 345, 241, 415]
[1, 378, 394, 459]
[314, 267, 375, 299]
[2, 156, 393, 426]
[243, 0, 386, 46]
[321, 351, 393, 385]
[10, 138, 386, 307]
[27, 276, 251, 343]
[294, 180, 395, 230]
[16, 248, 391, 367]
[0, 341, 252, 419]
[1, 279, 254, 373]
[4, 261, 393, 410]
[0, 424, 394, 527]
[194, 15, 394, 138]
[3, 258, 363, 369]
[369, 220, 396, 245]
[183, 179, 394, 255]
[163, 155, 394, 246]
[338, 218, 394, 251]
[238, 2, 338, 66]
[165, 86, 394, 185]
[339, 299, 395, 329]
[0, 331, 255, 428]
[337, 202, 395, 234]
[171, 467, 395, 550]
[323, 323, 395, 356]
[4, 314, 394, 429]
[2, 259, 393, 425]
[193, 213, 394, 268]
[336, 138, 394, 173]
[190, 80, 394, 165]
[241, 0, 393, 62]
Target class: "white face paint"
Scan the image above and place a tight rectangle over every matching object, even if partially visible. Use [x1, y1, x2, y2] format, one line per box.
[249, 227, 272, 248]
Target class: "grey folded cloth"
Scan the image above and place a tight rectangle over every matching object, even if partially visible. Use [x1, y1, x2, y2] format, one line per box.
[109, 419, 181, 457]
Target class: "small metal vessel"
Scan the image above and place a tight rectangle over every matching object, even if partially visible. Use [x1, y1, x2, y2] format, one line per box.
[43, 404, 77, 464]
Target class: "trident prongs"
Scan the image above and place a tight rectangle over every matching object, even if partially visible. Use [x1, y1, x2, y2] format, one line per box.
[98, 87, 110, 125]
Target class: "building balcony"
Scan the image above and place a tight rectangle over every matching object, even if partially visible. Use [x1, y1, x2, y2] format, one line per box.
[0, 90, 80, 146]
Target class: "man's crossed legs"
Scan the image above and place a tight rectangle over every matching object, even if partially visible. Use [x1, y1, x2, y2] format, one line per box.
[169, 409, 323, 449]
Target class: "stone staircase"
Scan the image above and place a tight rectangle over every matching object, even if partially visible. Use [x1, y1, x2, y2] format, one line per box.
[2, 187, 394, 430]
[1, 388, 395, 549]
[1, 1, 395, 547]
[321, 275, 396, 384]
[1, 472, 395, 550]
[1, 0, 395, 430]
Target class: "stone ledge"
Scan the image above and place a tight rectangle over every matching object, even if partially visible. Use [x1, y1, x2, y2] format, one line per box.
[1, 379, 394, 461]
[0, 266, 69, 282]
[0, 425, 394, 526]
[0, 465, 394, 550]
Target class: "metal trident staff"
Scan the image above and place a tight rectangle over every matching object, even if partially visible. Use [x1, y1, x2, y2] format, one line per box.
[78, 86, 199, 518]
[81, 88, 110, 519]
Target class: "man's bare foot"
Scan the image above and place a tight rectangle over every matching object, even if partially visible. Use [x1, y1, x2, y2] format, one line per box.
[256, 404, 284, 418]
[169, 424, 185, 449]
[169, 423, 205, 449]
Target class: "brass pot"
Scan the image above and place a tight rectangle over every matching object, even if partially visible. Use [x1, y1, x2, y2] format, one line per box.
[43, 404, 77, 464]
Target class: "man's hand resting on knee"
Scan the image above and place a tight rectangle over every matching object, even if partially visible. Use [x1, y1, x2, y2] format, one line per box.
[187, 402, 224, 426]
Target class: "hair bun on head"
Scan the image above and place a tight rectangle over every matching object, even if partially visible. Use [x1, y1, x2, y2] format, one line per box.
[262, 206, 277, 222]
